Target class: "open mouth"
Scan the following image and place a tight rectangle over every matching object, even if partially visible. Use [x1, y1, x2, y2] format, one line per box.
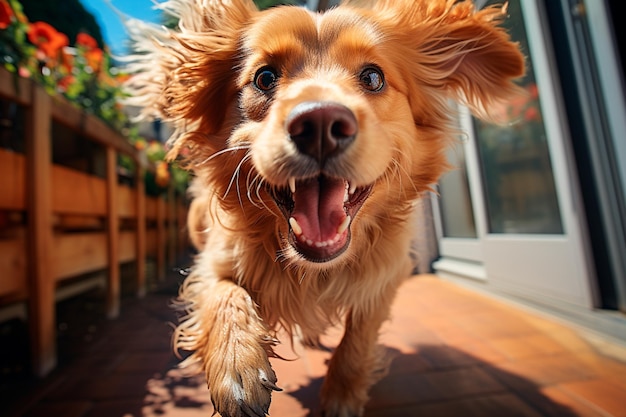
[270, 174, 373, 263]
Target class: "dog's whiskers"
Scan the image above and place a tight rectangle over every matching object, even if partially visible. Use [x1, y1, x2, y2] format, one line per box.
[196, 144, 251, 167]
[244, 168, 265, 210]
[274, 246, 291, 265]
[225, 152, 252, 205]
[245, 171, 269, 211]
[254, 177, 275, 213]
[298, 271, 307, 285]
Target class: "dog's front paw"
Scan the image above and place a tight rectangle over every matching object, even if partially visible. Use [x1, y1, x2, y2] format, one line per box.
[209, 353, 281, 417]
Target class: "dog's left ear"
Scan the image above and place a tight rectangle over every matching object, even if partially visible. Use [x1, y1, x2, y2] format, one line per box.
[425, 1, 526, 118]
[376, 0, 525, 120]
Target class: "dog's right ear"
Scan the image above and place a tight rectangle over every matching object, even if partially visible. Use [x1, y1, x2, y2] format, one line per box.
[124, 0, 258, 154]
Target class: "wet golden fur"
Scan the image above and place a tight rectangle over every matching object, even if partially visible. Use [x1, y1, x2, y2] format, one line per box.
[125, 0, 524, 416]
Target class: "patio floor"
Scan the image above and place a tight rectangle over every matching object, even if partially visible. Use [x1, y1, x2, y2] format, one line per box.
[4, 264, 626, 417]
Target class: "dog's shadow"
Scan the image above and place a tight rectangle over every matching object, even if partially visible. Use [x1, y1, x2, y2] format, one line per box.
[288, 345, 579, 417]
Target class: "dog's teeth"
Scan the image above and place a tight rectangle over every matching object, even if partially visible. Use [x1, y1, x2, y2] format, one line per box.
[349, 184, 357, 195]
[288, 177, 296, 194]
[337, 215, 351, 234]
[292, 214, 350, 247]
[289, 217, 303, 236]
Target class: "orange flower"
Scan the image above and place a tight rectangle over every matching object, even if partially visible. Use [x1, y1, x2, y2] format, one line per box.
[76, 32, 98, 49]
[27, 21, 68, 58]
[134, 138, 147, 151]
[84, 47, 103, 71]
[0, 0, 13, 29]
[57, 74, 75, 91]
[155, 161, 170, 187]
[59, 47, 75, 73]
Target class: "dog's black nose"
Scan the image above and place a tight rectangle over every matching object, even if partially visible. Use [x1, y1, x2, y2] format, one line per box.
[286, 101, 357, 164]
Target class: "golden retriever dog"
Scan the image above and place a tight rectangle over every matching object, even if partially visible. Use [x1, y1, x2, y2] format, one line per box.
[126, 0, 524, 415]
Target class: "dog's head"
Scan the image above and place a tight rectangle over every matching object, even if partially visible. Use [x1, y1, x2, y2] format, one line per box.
[126, 0, 524, 267]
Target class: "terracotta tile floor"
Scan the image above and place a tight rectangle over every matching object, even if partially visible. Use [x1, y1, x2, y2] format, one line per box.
[4, 273, 626, 417]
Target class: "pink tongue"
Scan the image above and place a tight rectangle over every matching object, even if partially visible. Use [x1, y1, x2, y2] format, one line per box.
[292, 177, 347, 242]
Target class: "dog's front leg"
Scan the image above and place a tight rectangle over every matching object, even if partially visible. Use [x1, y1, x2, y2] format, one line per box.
[179, 277, 280, 417]
[320, 300, 392, 417]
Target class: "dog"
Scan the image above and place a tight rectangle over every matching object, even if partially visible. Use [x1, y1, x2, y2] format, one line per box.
[125, 0, 524, 415]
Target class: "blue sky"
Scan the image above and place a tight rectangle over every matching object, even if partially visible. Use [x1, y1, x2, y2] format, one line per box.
[80, 0, 163, 54]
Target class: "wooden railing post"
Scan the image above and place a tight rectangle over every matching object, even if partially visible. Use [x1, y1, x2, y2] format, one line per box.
[156, 196, 166, 281]
[25, 87, 55, 377]
[105, 147, 120, 318]
[135, 164, 146, 297]
[177, 198, 186, 256]
[167, 184, 176, 267]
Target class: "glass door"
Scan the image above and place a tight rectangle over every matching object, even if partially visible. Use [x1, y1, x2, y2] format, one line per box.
[435, 0, 595, 309]
[434, 114, 486, 277]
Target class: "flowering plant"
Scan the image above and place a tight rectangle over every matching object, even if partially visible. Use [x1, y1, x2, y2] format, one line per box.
[0, 0, 188, 194]
[1, 0, 128, 130]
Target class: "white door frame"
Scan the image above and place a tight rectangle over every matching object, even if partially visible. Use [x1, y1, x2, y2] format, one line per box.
[433, 0, 597, 311]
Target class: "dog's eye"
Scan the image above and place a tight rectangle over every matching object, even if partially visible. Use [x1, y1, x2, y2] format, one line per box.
[359, 67, 385, 92]
[254, 67, 279, 92]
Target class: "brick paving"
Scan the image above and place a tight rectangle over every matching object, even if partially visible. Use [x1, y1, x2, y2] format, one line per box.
[4, 269, 626, 417]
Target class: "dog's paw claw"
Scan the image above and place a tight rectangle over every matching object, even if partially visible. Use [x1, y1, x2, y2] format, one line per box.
[262, 380, 282, 392]
[211, 365, 277, 417]
[259, 370, 282, 392]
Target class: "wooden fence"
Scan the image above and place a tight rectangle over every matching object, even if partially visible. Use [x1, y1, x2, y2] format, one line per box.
[0, 68, 188, 377]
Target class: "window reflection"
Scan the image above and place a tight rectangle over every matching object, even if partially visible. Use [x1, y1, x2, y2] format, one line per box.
[439, 140, 478, 238]
[474, 0, 564, 234]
